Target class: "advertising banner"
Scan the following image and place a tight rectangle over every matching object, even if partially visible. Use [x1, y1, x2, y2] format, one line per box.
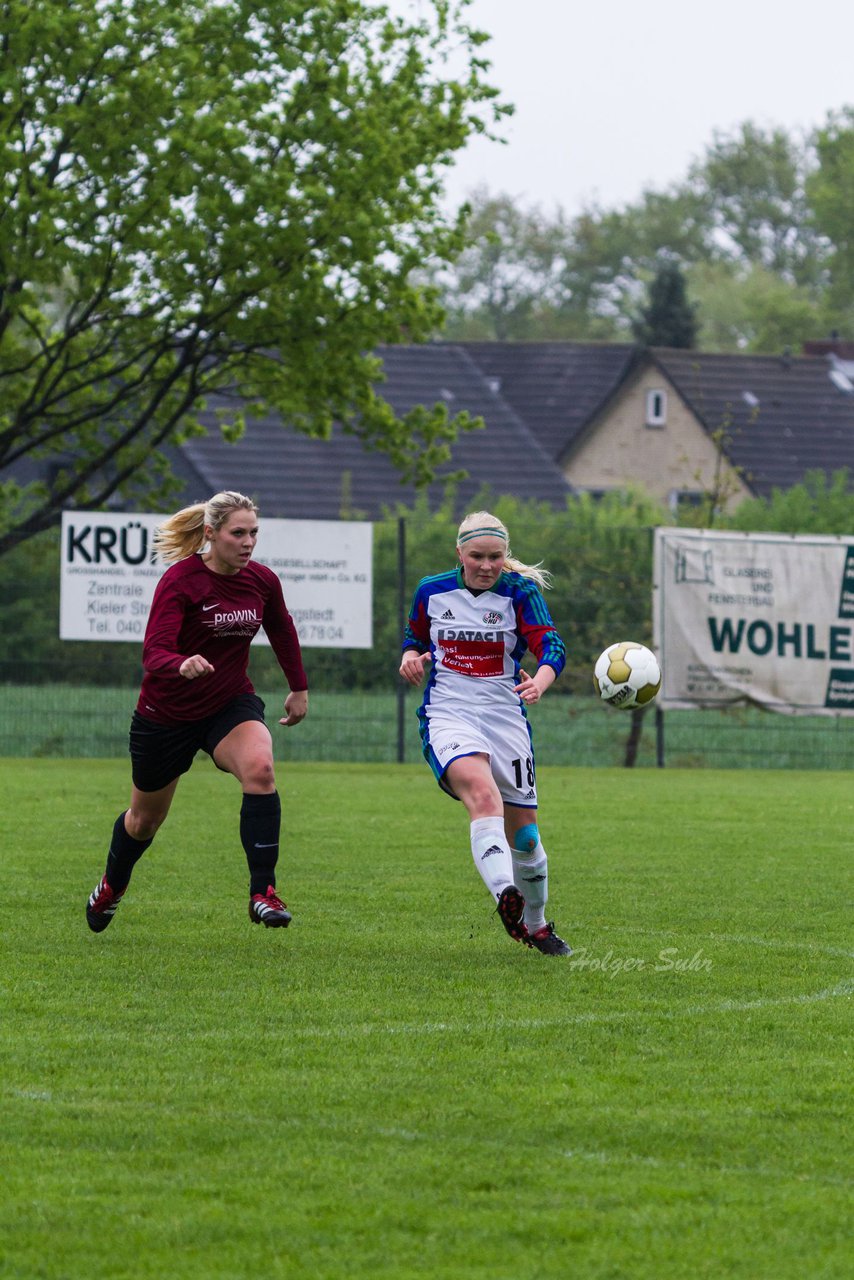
[653, 527, 854, 714]
[60, 511, 373, 649]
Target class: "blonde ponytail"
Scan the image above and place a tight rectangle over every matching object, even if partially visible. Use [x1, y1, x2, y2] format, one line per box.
[153, 491, 258, 564]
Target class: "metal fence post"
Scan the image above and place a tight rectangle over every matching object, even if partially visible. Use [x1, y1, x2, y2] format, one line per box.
[396, 515, 407, 763]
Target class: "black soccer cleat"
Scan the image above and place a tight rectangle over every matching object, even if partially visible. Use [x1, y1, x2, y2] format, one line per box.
[249, 885, 292, 928]
[528, 921, 572, 956]
[496, 884, 531, 946]
[86, 875, 126, 933]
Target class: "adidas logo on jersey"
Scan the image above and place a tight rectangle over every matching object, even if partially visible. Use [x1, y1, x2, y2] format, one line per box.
[440, 609, 455, 620]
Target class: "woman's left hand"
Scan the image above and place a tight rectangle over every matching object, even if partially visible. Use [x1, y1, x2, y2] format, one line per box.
[515, 667, 555, 705]
[280, 689, 308, 726]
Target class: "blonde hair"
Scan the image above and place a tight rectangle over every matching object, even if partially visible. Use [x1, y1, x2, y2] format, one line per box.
[153, 491, 258, 564]
[456, 510, 552, 590]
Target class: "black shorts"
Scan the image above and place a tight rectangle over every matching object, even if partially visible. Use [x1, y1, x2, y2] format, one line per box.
[129, 693, 267, 793]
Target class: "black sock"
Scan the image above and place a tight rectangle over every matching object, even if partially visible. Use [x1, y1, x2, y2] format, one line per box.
[105, 812, 153, 891]
[240, 791, 282, 896]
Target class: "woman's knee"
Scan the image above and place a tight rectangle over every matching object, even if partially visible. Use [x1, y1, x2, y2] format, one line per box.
[126, 807, 168, 841]
[240, 756, 276, 793]
[461, 777, 502, 817]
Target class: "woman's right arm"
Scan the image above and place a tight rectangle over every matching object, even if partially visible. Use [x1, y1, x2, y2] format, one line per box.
[400, 583, 431, 685]
[399, 649, 431, 686]
[142, 575, 202, 677]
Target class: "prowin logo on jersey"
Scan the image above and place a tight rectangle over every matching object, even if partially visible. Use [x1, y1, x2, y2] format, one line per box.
[205, 607, 260, 628]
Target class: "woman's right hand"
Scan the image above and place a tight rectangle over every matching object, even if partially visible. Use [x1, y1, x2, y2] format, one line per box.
[179, 654, 215, 679]
[399, 649, 431, 686]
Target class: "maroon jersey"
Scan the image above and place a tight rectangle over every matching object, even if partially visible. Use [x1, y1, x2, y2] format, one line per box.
[137, 555, 307, 724]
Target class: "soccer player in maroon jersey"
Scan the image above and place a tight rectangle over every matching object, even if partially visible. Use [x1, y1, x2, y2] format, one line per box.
[86, 491, 308, 933]
[399, 510, 571, 956]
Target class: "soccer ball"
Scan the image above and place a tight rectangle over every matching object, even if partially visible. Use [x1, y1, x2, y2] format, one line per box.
[593, 641, 661, 710]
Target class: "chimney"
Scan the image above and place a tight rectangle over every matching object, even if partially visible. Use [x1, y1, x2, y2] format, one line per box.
[802, 335, 854, 359]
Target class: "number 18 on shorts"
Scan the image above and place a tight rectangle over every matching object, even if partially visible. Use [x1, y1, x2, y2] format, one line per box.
[423, 704, 538, 807]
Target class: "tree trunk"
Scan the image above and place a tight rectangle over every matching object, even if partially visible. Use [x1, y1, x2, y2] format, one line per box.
[624, 707, 645, 767]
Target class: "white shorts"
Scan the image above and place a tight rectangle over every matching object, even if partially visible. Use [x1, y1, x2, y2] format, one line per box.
[419, 701, 538, 808]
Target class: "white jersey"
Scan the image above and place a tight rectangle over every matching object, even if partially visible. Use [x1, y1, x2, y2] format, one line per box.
[402, 567, 566, 802]
[403, 566, 565, 713]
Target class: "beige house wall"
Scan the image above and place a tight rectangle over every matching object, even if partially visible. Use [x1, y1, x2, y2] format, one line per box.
[564, 365, 752, 511]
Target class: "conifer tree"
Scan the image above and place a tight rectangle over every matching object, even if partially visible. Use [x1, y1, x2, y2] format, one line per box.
[634, 260, 698, 348]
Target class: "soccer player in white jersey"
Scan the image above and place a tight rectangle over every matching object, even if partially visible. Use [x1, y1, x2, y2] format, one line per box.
[399, 510, 571, 955]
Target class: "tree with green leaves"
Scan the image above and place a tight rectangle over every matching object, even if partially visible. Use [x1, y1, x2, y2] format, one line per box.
[808, 107, 854, 330]
[687, 121, 824, 284]
[688, 261, 828, 354]
[0, 0, 506, 555]
[680, 121, 833, 351]
[428, 190, 609, 341]
[633, 258, 697, 348]
[427, 191, 560, 340]
[723, 468, 854, 535]
[437, 120, 838, 351]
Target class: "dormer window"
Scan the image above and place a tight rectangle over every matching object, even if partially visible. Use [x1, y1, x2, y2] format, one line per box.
[645, 388, 667, 427]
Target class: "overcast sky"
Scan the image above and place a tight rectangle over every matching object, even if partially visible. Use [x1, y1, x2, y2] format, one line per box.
[427, 0, 854, 215]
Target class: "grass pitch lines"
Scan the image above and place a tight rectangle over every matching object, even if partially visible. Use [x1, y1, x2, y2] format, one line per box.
[211, 976, 852, 1041]
[559, 1145, 853, 1189]
[1, 759, 851, 1280]
[591, 925, 854, 961]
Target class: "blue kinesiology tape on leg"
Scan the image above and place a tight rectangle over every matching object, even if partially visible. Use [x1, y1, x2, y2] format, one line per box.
[513, 822, 539, 854]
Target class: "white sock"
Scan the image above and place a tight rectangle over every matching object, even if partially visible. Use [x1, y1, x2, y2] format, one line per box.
[470, 818, 515, 902]
[512, 841, 549, 934]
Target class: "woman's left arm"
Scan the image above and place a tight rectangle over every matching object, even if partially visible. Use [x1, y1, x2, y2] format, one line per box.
[261, 573, 309, 721]
[515, 664, 556, 704]
[280, 688, 308, 726]
[513, 579, 565, 703]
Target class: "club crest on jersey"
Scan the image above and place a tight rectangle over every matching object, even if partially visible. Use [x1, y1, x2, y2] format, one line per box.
[482, 610, 502, 625]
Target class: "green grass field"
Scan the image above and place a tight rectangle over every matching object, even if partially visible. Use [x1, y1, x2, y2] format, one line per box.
[1, 759, 851, 1280]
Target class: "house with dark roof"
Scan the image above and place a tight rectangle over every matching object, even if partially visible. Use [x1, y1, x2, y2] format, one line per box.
[7, 341, 854, 523]
[642, 347, 854, 502]
[166, 343, 572, 519]
[179, 341, 852, 519]
[458, 341, 638, 464]
[445, 342, 854, 512]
